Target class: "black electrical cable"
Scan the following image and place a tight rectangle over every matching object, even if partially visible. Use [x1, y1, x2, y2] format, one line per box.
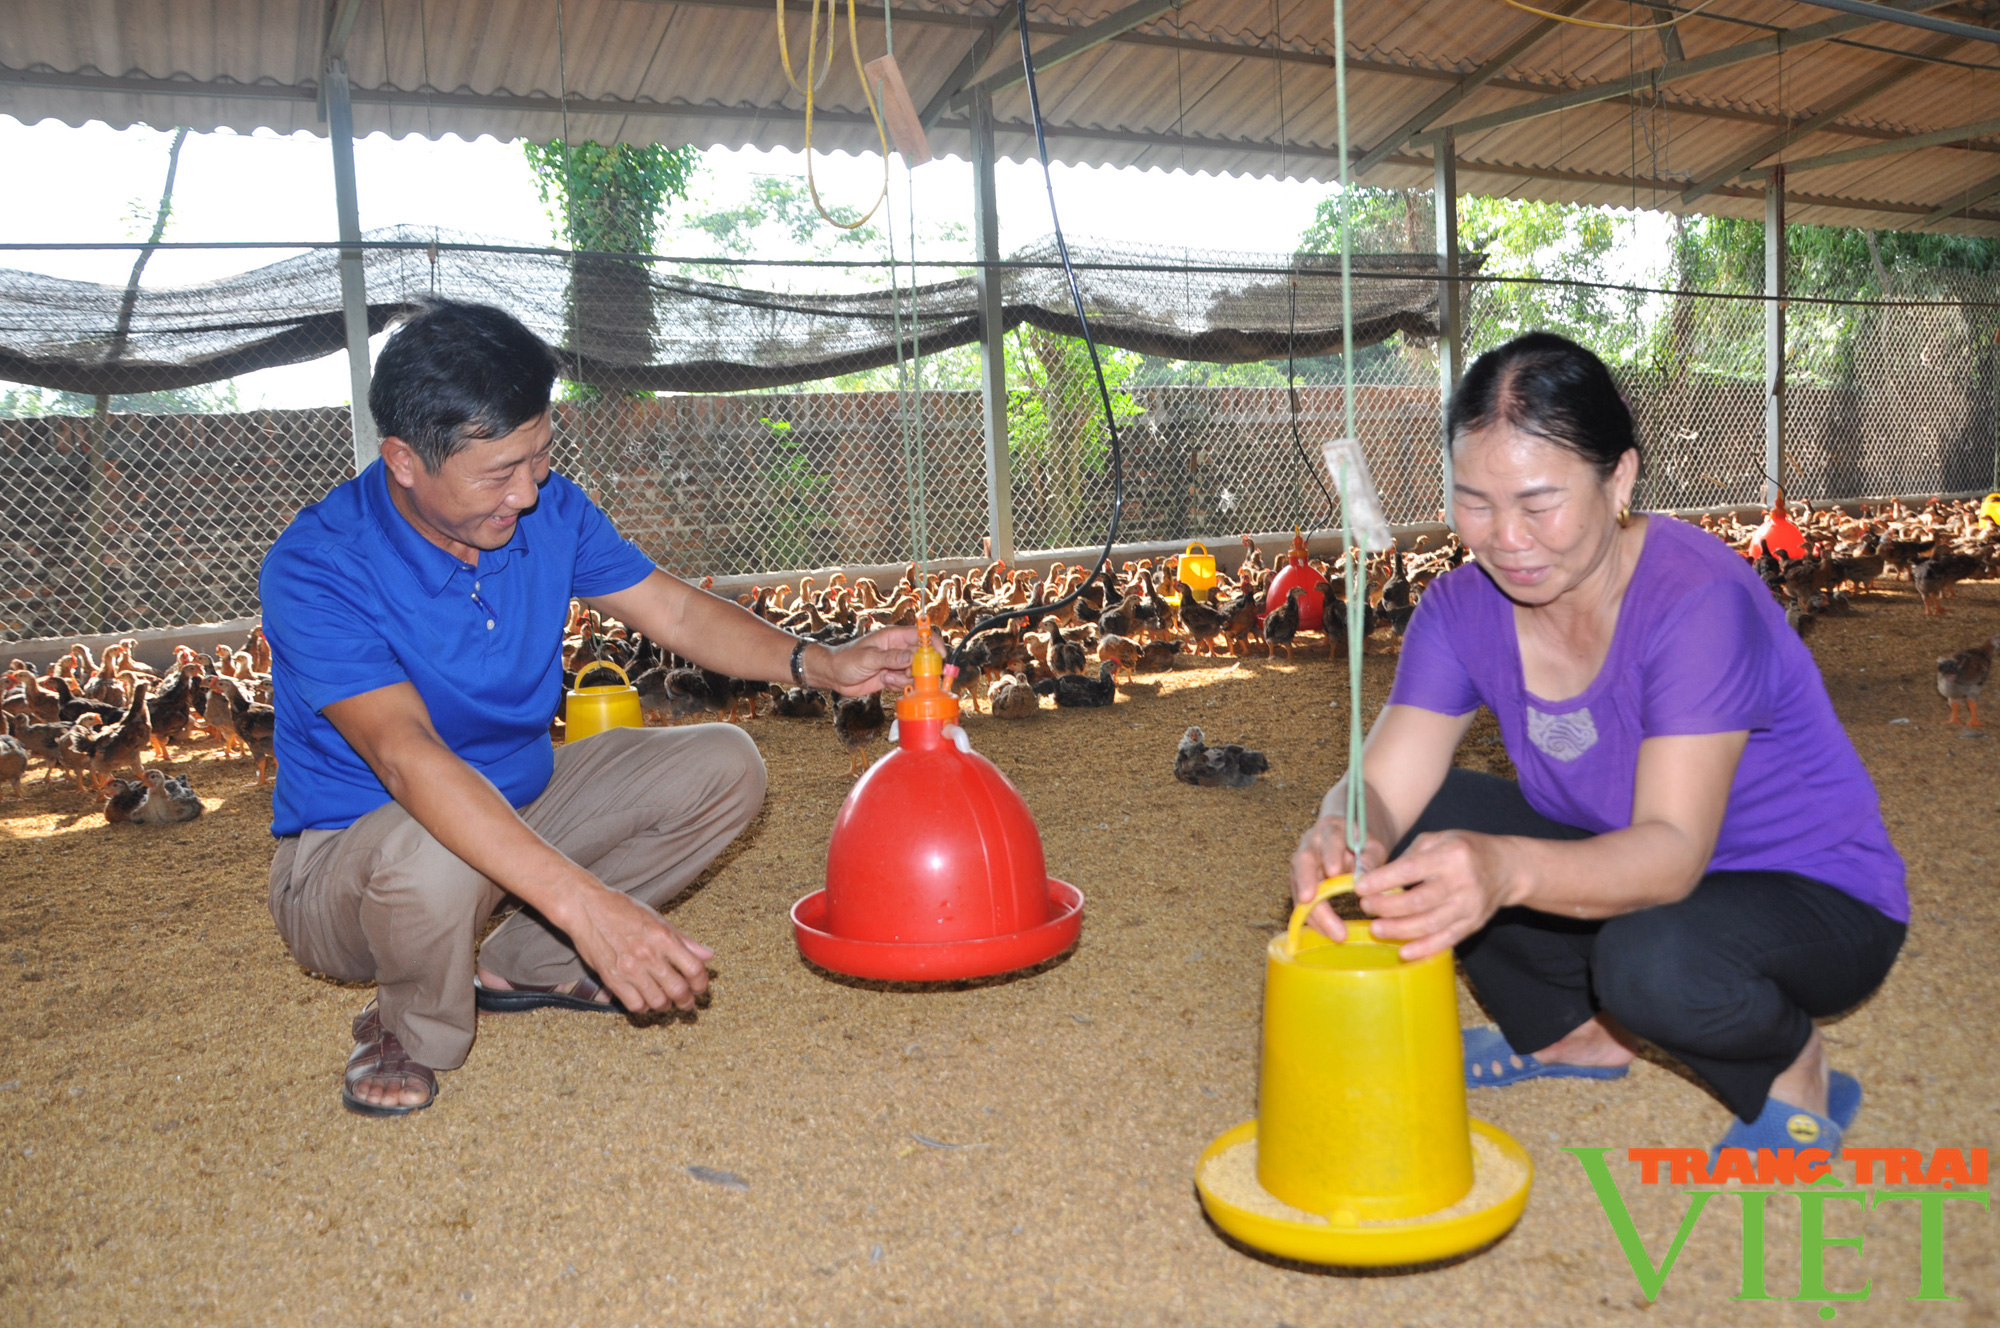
[947, 0, 1127, 672]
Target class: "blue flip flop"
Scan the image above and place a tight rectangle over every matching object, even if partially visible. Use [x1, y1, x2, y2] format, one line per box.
[1711, 1072, 1860, 1165]
[1462, 1026, 1631, 1088]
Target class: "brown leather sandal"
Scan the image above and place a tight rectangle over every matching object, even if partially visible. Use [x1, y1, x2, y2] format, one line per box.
[341, 1001, 438, 1118]
[473, 974, 626, 1015]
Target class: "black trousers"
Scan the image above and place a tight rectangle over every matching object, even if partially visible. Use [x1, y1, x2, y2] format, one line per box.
[1401, 770, 1906, 1122]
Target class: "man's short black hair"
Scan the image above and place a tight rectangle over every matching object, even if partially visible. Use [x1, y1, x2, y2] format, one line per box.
[368, 300, 559, 472]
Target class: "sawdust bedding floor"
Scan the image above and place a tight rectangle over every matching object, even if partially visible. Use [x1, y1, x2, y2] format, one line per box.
[3, 579, 1998, 1326]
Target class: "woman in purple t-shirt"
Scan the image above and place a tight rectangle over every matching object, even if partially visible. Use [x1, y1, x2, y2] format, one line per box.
[1291, 332, 1906, 1159]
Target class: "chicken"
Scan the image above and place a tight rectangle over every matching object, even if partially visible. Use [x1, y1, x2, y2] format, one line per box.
[1135, 639, 1184, 673]
[1174, 581, 1227, 655]
[987, 672, 1040, 719]
[131, 768, 203, 824]
[55, 715, 103, 790]
[145, 659, 204, 757]
[210, 676, 276, 783]
[7, 711, 68, 785]
[1050, 631, 1090, 677]
[1217, 583, 1263, 656]
[1913, 551, 1985, 615]
[1172, 726, 1269, 788]
[1095, 633, 1141, 683]
[86, 680, 151, 790]
[1936, 635, 2000, 725]
[204, 671, 251, 756]
[770, 687, 828, 719]
[1033, 661, 1118, 708]
[833, 691, 887, 775]
[102, 776, 148, 823]
[1263, 587, 1304, 660]
[0, 733, 25, 798]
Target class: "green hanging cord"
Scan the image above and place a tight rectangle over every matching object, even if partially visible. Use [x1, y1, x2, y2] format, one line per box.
[1334, 0, 1367, 879]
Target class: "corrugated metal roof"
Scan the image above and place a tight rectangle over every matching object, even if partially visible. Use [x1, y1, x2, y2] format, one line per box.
[4, 0, 2000, 232]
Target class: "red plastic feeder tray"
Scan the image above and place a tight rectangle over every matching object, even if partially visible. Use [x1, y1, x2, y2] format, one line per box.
[792, 635, 1084, 982]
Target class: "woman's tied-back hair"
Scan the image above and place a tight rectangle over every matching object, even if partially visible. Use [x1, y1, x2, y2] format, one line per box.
[1447, 331, 1639, 479]
[368, 300, 560, 472]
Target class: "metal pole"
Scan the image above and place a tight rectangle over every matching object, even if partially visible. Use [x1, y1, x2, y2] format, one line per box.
[325, 57, 378, 473]
[970, 87, 1016, 561]
[1765, 168, 1787, 507]
[1433, 131, 1462, 519]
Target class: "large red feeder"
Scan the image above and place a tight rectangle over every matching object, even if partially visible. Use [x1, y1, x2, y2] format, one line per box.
[1748, 491, 1807, 561]
[1261, 531, 1326, 628]
[792, 632, 1083, 981]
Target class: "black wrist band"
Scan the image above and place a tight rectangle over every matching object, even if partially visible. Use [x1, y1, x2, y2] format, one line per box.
[789, 637, 810, 687]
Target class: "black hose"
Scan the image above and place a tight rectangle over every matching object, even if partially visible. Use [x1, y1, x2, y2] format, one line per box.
[946, 0, 1126, 673]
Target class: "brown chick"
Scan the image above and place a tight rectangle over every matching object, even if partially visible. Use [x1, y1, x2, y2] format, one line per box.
[987, 672, 1040, 719]
[86, 680, 151, 790]
[102, 775, 148, 822]
[833, 691, 888, 776]
[1262, 587, 1304, 660]
[1936, 634, 2000, 726]
[1096, 633, 1141, 683]
[1135, 639, 1184, 673]
[210, 676, 277, 783]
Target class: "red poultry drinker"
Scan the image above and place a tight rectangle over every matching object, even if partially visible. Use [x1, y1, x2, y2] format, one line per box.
[1261, 531, 1326, 628]
[792, 629, 1084, 981]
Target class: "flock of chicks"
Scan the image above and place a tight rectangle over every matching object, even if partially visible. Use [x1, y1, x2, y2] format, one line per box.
[1695, 496, 2000, 724]
[559, 534, 1463, 780]
[0, 630, 277, 822]
[7, 495, 1994, 820]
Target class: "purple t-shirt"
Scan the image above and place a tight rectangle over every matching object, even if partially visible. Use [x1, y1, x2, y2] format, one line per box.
[1387, 515, 1907, 922]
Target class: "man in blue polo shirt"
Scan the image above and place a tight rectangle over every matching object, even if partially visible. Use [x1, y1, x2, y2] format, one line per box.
[261, 301, 915, 1117]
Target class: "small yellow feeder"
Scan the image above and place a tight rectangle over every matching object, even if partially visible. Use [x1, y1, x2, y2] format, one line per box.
[564, 661, 643, 742]
[1177, 541, 1218, 600]
[1195, 876, 1533, 1267]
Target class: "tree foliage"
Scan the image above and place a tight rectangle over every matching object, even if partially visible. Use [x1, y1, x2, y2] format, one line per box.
[523, 140, 700, 254]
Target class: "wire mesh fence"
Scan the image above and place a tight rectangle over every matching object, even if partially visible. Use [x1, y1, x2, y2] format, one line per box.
[3, 242, 1997, 644]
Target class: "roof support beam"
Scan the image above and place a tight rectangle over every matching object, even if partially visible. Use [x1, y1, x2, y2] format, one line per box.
[918, 7, 1019, 128]
[1420, 0, 1951, 144]
[1782, 0, 2000, 45]
[1914, 171, 2000, 226]
[1743, 112, 2000, 179]
[315, 0, 369, 120]
[1351, 0, 1587, 178]
[954, 0, 1180, 109]
[1679, 33, 1962, 204]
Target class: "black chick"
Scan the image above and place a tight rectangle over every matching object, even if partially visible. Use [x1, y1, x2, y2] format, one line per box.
[1378, 546, 1411, 610]
[771, 686, 828, 719]
[1032, 660, 1118, 708]
[1320, 588, 1378, 659]
[1263, 587, 1304, 660]
[1175, 580, 1228, 654]
[1173, 726, 1269, 788]
[833, 691, 888, 775]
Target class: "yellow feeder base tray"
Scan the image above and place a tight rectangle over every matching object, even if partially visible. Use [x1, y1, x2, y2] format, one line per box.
[1195, 1118, 1533, 1268]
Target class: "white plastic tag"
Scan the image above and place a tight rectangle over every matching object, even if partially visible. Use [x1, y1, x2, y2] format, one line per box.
[1319, 437, 1393, 553]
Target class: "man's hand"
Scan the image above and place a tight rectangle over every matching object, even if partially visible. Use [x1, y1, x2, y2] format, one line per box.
[557, 886, 714, 1013]
[813, 626, 920, 697]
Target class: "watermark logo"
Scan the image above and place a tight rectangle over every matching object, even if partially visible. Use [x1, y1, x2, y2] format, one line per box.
[1572, 1147, 1989, 1314]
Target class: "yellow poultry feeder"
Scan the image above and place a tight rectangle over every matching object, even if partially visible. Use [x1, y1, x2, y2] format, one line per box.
[1177, 541, 1218, 600]
[1194, 877, 1533, 1268]
[564, 661, 643, 743]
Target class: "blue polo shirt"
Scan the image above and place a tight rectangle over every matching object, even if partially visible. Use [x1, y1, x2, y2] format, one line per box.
[259, 459, 655, 836]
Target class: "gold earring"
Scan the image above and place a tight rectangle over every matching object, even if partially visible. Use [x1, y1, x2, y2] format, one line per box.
[1617, 503, 1633, 526]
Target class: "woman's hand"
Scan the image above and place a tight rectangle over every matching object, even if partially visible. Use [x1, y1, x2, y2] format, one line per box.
[1290, 815, 1388, 941]
[1354, 829, 1523, 961]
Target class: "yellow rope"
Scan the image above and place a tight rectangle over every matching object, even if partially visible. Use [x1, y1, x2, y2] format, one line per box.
[1496, 0, 1724, 32]
[777, 0, 890, 230]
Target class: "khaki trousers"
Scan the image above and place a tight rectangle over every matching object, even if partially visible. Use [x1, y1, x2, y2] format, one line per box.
[267, 724, 767, 1069]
